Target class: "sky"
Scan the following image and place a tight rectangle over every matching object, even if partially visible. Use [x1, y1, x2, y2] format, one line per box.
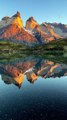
[0, 0, 67, 24]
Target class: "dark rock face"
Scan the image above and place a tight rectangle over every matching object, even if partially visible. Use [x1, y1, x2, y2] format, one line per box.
[12, 11, 21, 18]
[2, 16, 10, 21]
[27, 17, 37, 22]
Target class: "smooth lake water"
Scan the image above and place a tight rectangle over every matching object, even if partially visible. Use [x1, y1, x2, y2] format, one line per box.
[0, 56, 67, 120]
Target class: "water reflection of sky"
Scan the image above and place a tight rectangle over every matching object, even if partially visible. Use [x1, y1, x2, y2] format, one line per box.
[0, 76, 67, 120]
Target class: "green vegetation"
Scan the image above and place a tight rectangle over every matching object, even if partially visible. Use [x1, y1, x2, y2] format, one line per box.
[0, 41, 26, 52]
[0, 38, 67, 64]
[0, 38, 67, 52]
[0, 38, 67, 59]
[29, 38, 67, 52]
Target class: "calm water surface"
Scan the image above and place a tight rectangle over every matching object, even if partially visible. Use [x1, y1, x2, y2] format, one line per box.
[0, 56, 67, 120]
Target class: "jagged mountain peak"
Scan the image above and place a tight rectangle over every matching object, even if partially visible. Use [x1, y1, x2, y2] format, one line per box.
[12, 11, 21, 18]
[0, 11, 24, 29]
[11, 11, 24, 28]
[27, 17, 37, 22]
[26, 17, 39, 31]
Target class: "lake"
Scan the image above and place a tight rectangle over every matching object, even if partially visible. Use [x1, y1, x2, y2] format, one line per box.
[0, 55, 67, 120]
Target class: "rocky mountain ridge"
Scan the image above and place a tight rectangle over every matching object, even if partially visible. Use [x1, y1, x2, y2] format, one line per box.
[0, 11, 67, 45]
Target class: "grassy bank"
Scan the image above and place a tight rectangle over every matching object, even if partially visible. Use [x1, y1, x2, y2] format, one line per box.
[0, 38, 67, 57]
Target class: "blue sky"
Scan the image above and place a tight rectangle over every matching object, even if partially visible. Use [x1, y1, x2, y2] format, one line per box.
[0, 0, 67, 24]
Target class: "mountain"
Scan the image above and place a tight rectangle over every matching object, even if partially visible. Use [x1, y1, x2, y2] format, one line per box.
[26, 17, 39, 31]
[0, 11, 37, 45]
[0, 11, 67, 45]
[48, 23, 67, 38]
[40, 23, 61, 39]
[26, 17, 61, 43]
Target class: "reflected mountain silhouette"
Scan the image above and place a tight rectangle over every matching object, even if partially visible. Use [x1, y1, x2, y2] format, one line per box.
[0, 57, 67, 88]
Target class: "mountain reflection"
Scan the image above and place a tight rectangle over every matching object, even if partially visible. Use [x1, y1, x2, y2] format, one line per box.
[0, 57, 67, 88]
